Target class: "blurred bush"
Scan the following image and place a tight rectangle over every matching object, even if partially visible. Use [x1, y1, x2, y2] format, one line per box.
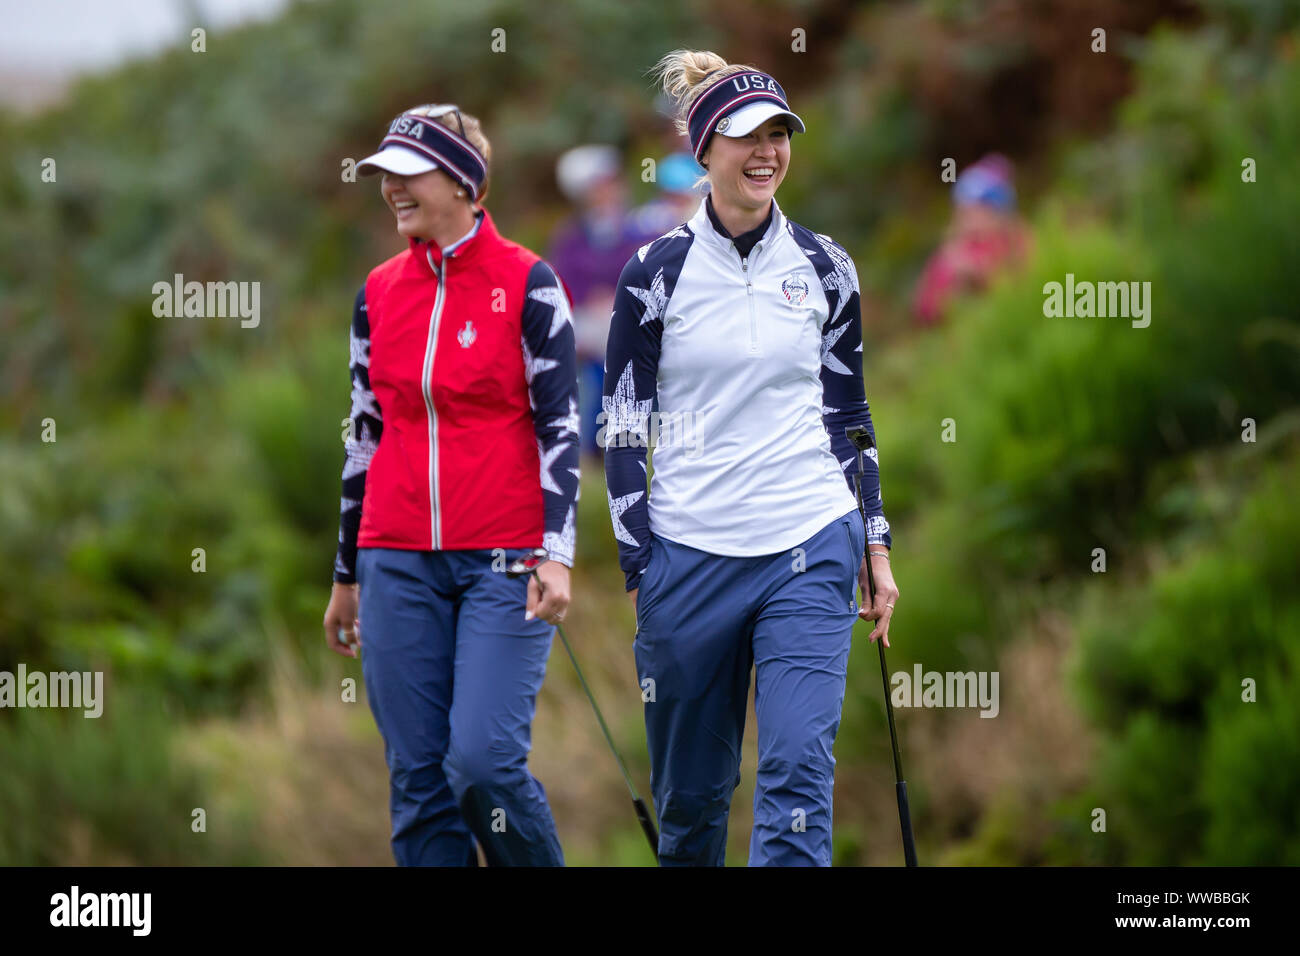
[1073, 445, 1300, 864]
[0, 697, 264, 865]
[836, 21, 1299, 863]
[1, 0, 1297, 864]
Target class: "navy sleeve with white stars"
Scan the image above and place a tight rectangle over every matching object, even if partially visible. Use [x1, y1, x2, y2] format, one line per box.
[804, 229, 893, 549]
[603, 253, 663, 591]
[521, 260, 581, 567]
[334, 285, 381, 584]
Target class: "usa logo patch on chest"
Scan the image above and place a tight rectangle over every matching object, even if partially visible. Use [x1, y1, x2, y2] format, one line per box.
[781, 274, 810, 306]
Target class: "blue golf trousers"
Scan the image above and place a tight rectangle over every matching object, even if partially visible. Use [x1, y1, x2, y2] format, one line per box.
[356, 546, 564, 866]
[633, 509, 866, 866]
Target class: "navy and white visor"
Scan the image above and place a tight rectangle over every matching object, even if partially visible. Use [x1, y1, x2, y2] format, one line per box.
[686, 71, 805, 164]
[356, 107, 488, 199]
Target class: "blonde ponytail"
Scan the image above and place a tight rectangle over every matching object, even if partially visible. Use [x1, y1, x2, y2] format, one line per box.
[650, 49, 756, 136]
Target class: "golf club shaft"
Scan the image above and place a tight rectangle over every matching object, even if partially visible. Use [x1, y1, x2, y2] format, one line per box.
[533, 571, 660, 858]
[853, 450, 919, 867]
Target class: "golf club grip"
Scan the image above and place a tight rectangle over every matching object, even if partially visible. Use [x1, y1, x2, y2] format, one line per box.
[633, 798, 659, 858]
[896, 781, 918, 866]
[863, 536, 877, 598]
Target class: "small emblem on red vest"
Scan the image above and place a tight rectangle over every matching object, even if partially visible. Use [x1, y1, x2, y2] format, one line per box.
[457, 320, 477, 348]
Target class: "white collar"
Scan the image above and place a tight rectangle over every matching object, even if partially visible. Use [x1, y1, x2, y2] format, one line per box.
[443, 210, 483, 256]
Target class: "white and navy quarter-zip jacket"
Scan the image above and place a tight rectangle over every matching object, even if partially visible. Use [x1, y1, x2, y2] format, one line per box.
[602, 197, 891, 591]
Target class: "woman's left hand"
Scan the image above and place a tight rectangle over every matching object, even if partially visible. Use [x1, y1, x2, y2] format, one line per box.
[526, 560, 571, 626]
[858, 551, 899, 648]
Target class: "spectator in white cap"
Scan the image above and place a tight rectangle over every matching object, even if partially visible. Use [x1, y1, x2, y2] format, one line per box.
[548, 145, 651, 459]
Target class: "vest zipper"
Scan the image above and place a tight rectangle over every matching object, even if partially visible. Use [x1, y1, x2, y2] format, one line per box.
[422, 249, 448, 549]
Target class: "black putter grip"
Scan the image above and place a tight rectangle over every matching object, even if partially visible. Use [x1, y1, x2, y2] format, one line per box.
[896, 781, 918, 867]
[633, 798, 659, 856]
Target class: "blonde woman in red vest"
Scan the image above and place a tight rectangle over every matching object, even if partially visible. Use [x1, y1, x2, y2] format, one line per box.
[322, 104, 580, 866]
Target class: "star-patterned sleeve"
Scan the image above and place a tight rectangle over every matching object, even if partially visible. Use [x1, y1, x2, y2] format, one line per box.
[520, 260, 581, 568]
[815, 234, 893, 549]
[603, 253, 662, 591]
[334, 285, 382, 583]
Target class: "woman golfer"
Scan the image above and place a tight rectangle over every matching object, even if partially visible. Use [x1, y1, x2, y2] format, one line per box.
[322, 104, 580, 866]
[603, 51, 899, 866]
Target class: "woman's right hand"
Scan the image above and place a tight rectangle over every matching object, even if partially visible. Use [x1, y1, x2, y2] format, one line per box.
[629, 588, 638, 614]
[323, 583, 361, 658]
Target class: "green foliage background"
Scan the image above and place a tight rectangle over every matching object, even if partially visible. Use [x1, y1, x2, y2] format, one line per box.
[1, 0, 1297, 864]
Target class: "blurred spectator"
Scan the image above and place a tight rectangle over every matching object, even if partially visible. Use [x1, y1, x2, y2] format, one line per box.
[549, 145, 652, 458]
[913, 154, 1030, 327]
[631, 151, 707, 235]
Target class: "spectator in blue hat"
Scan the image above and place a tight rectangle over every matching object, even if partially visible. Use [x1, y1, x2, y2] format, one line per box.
[632, 151, 707, 235]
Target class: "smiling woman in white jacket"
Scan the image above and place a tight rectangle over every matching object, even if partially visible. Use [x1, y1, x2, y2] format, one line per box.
[602, 49, 900, 867]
